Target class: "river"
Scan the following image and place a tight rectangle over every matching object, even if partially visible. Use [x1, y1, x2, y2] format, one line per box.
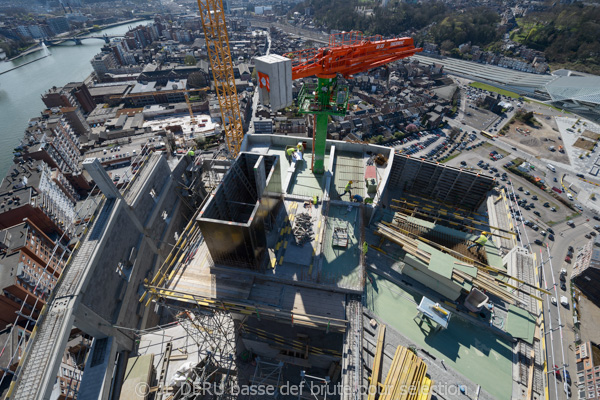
[0, 20, 152, 178]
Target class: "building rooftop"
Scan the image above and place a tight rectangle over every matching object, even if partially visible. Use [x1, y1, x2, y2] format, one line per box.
[546, 75, 600, 105]
[365, 274, 513, 400]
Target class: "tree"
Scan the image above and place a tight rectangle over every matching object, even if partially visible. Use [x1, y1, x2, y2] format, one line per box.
[184, 55, 197, 66]
[440, 40, 455, 53]
[187, 72, 208, 88]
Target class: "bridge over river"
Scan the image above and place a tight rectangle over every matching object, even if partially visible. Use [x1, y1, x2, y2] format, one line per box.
[44, 34, 124, 45]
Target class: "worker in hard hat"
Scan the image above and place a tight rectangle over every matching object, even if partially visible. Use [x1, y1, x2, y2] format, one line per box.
[297, 143, 303, 152]
[467, 232, 489, 251]
[343, 180, 353, 196]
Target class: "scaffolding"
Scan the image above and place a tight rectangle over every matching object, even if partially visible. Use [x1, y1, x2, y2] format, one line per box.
[152, 307, 239, 400]
[249, 357, 284, 395]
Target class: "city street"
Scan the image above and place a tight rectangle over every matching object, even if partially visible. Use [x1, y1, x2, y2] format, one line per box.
[504, 179, 596, 400]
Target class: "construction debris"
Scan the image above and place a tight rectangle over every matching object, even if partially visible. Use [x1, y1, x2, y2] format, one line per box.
[292, 212, 314, 246]
[333, 227, 349, 248]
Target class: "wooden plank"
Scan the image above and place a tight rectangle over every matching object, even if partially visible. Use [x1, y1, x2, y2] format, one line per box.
[367, 325, 386, 400]
[380, 346, 403, 400]
[408, 362, 428, 400]
[396, 351, 416, 400]
[386, 347, 410, 400]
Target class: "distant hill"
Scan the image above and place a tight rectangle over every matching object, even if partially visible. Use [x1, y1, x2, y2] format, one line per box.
[295, 0, 600, 75]
[510, 4, 600, 74]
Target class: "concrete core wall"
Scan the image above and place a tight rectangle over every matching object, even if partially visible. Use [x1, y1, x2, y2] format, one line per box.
[198, 152, 281, 270]
[387, 154, 495, 210]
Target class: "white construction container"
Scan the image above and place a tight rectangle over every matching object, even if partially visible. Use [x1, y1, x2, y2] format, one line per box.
[254, 54, 293, 111]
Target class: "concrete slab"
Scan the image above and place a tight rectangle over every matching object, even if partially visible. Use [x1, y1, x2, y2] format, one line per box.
[288, 153, 329, 198]
[365, 274, 513, 400]
[284, 242, 313, 267]
[331, 151, 367, 201]
[320, 204, 362, 290]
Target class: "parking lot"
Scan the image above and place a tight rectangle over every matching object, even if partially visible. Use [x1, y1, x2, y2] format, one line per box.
[457, 85, 514, 131]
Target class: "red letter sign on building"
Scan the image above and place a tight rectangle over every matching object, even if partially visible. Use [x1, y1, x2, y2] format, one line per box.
[258, 72, 270, 92]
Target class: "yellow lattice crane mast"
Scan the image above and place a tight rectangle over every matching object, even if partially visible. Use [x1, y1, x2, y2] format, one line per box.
[196, 0, 245, 157]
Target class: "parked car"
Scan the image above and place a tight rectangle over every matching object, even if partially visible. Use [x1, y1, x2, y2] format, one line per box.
[560, 295, 569, 307]
[534, 239, 543, 245]
[561, 281, 567, 291]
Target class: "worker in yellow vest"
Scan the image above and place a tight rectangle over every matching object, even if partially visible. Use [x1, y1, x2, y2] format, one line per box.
[343, 180, 353, 196]
[468, 232, 488, 251]
[286, 147, 296, 160]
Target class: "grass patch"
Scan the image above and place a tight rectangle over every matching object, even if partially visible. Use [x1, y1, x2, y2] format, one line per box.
[440, 153, 460, 163]
[511, 18, 543, 44]
[495, 147, 509, 157]
[565, 212, 581, 221]
[469, 82, 520, 98]
[512, 157, 525, 167]
[573, 137, 596, 151]
[523, 98, 567, 113]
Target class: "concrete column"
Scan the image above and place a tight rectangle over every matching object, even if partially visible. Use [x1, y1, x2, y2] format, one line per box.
[74, 303, 135, 351]
[83, 158, 123, 200]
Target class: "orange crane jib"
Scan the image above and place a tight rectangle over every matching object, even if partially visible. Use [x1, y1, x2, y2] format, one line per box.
[287, 37, 422, 80]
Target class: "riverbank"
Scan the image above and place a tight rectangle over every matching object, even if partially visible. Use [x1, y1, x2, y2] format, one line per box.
[0, 53, 50, 75]
[5, 16, 151, 61]
[0, 19, 153, 178]
[7, 44, 43, 61]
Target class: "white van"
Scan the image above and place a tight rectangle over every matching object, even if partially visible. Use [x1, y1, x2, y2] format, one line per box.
[547, 164, 556, 172]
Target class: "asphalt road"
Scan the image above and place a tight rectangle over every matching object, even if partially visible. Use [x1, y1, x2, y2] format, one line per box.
[505, 178, 592, 400]
[451, 84, 594, 399]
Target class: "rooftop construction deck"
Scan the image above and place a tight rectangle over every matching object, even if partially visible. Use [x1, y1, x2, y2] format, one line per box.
[365, 274, 513, 400]
[137, 134, 545, 400]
